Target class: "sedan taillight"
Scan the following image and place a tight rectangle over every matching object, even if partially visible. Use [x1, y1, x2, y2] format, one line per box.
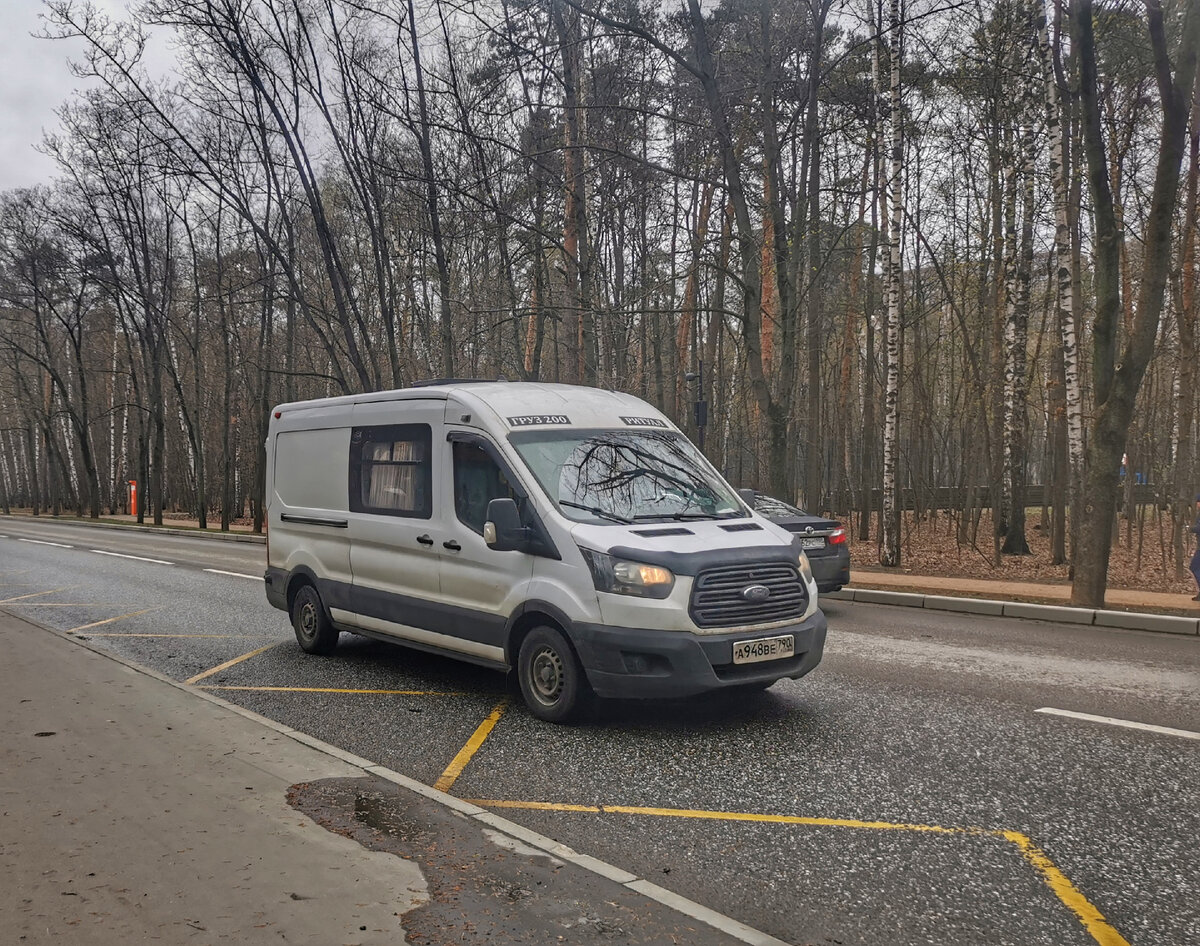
[829, 527, 846, 545]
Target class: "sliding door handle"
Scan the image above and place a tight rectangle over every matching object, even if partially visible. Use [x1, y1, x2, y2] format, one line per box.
[416, 534, 434, 546]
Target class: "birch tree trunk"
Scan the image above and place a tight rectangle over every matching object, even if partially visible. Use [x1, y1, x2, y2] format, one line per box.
[1003, 27, 1037, 556]
[1000, 115, 1018, 540]
[1001, 112, 1034, 555]
[1037, 0, 1085, 559]
[0, 433, 10, 515]
[1174, 83, 1199, 577]
[881, 0, 903, 567]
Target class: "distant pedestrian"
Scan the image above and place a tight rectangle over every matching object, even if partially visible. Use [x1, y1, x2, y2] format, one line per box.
[1191, 494, 1200, 602]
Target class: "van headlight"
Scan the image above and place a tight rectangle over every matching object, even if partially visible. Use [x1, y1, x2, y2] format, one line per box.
[580, 549, 675, 599]
[798, 550, 814, 585]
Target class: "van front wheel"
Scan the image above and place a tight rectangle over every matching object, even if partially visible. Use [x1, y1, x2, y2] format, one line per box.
[518, 626, 589, 723]
[291, 584, 338, 655]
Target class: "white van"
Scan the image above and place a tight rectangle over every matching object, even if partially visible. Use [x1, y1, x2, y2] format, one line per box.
[263, 382, 826, 721]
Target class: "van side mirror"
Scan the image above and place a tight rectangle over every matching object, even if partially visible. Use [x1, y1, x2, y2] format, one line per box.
[738, 488, 757, 508]
[484, 498, 527, 551]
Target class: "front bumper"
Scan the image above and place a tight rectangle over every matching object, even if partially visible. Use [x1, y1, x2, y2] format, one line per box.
[572, 609, 827, 700]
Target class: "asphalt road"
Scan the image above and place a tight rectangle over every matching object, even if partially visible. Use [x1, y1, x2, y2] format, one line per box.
[3, 516, 1198, 946]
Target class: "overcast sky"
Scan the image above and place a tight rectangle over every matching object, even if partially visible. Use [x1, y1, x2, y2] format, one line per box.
[0, 0, 132, 192]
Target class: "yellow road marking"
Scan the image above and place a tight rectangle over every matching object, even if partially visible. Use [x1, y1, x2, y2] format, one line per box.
[463, 800, 1128, 946]
[0, 586, 73, 604]
[469, 799, 603, 814]
[67, 609, 157, 632]
[200, 685, 460, 695]
[84, 633, 261, 638]
[465, 799, 980, 835]
[1003, 831, 1131, 946]
[434, 699, 509, 793]
[185, 644, 277, 685]
[604, 804, 979, 834]
[5, 602, 106, 607]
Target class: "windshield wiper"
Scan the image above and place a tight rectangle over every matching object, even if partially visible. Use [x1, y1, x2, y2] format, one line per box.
[628, 511, 723, 521]
[558, 500, 633, 524]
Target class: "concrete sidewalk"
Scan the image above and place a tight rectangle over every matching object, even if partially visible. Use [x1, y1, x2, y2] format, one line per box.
[0, 612, 769, 946]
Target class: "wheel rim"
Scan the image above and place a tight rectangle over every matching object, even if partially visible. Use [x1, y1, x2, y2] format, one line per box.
[298, 600, 316, 641]
[528, 645, 564, 704]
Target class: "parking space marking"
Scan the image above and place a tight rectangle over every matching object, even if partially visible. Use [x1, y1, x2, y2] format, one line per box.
[467, 799, 978, 836]
[18, 538, 73, 548]
[67, 609, 157, 633]
[203, 569, 262, 580]
[1036, 707, 1200, 742]
[4, 602, 106, 607]
[434, 699, 509, 792]
[463, 800, 1128, 946]
[469, 799, 604, 814]
[185, 644, 278, 685]
[85, 633, 262, 638]
[1003, 831, 1130, 946]
[0, 587, 73, 604]
[199, 685, 460, 695]
[91, 549, 174, 566]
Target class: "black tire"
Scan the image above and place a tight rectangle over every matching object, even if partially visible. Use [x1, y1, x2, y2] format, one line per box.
[517, 625, 590, 723]
[291, 583, 339, 655]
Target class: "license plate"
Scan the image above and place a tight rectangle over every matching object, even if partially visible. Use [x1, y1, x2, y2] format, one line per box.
[800, 537, 825, 549]
[732, 635, 795, 665]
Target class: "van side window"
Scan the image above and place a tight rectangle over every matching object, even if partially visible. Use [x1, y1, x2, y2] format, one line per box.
[452, 441, 517, 534]
[349, 424, 432, 518]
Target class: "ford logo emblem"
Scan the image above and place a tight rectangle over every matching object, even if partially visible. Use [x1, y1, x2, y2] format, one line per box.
[742, 584, 771, 602]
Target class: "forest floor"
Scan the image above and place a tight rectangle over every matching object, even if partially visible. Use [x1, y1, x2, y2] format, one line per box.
[847, 508, 1199, 598]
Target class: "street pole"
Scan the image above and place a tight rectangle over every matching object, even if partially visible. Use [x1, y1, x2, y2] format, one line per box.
[686, 360, 708, 453]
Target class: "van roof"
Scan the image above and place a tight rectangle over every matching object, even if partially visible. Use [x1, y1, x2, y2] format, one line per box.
[270, 382, 676, 433]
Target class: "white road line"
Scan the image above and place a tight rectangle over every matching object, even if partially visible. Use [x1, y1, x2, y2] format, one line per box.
[204, 569, 262, 580]
[90, 549, 174, 566]
[18, 538, 73, 548]
[1036, 707, 1200, 742]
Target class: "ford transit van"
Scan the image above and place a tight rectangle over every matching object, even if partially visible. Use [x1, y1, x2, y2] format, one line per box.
[263, 382, 826, 722]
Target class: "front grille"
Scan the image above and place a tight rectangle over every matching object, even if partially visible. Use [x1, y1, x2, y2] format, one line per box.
[690, 562, 807, 628]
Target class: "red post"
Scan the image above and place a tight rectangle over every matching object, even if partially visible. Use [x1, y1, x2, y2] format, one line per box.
[128, 480, 138, 517]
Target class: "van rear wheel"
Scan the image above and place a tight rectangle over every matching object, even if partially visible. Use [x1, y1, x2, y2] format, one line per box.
[518, 626, 589, 723]
[291, 584, 338, 655]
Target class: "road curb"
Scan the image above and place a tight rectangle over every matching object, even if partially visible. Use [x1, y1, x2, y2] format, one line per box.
[0, 513, 266, 544]
[823, 588, 1200, 636]
[6, 609, 791, 946]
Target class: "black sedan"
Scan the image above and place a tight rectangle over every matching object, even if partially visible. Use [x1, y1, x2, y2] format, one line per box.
[749, 493, 850, 594]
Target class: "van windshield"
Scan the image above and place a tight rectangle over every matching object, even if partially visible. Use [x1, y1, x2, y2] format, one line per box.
[510, 429, 746, 524]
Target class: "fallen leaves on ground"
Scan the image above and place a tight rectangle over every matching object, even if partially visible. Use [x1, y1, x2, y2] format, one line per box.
[845, 509, 1199, 596]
